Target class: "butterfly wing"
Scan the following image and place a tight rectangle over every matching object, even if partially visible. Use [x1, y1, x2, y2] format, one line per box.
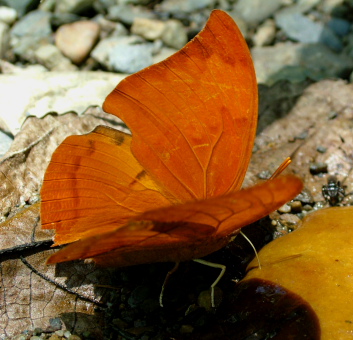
[103, 10, 258, 202]
[41, 126, 171, 245]
[41, 9, 257, 246]
[46, 175, 303, 266]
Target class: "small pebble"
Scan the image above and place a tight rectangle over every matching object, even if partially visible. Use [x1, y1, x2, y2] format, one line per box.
[197, 287, 222, 310]
[64, 330, 71, 338]
[279, 213, 301, 230]
[289, 201, 302, 213]
[302, 204, 313, 211]
[278, 203, 291, 213]
[49, 335, 61, 340]
[316, 145, 327, 153]
[55, 330, 65, 337]
[12, 335, 26, 340]
[257, 170, 271, 180]
[295, 189, 314, 204]
[309, 162, 328, 175]
[68, 335, 82, 340]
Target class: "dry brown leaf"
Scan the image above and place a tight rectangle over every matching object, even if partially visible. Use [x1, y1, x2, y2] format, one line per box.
[0, 108, 125, 338]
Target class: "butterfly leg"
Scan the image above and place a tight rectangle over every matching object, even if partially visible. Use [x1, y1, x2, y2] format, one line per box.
[193, 259, 226, 308]
[239, 230, 261, 269]
[159, 262, 180, 307]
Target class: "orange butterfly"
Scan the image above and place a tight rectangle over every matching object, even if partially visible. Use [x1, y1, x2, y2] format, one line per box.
[41, 10, 302, 272]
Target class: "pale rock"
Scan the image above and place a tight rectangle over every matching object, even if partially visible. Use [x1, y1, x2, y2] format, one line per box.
[39, 0, 56, 11]
[0, 71, 126, 135]
[252, 19, 276, 46]
[0, 6, 17, 25]
[0, 60, 47, 74]
[131, 17, 166, 41]
[55, 20, 100, 64]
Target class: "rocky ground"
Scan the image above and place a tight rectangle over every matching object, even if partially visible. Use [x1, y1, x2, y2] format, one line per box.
[1, 0, 353, 339]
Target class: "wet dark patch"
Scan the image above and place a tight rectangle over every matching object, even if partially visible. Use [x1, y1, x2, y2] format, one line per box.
[193, 278, 321, 340]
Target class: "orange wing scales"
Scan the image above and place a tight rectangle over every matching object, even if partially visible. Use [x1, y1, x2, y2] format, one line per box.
[46, 175, 303, 266]
[103, 10, 257, 201]
[41, 126, 171, 245]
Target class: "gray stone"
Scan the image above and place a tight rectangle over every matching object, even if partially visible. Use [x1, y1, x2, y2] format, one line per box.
[0, 71, 126, 135]
[93, 14, 128, 38]
[327, 17, 351, 37]
[320, 0, 345, 13]
[0, 130, 13, 158]
[161, 20, 187, 49]
[152, 46, 177, 64]
[252, 42, 353, 85]
[118, 0, 153, 4]
[0, 21, 9, 58]
[11, 10, 51, 39]
[34, 44, 77, 71]
[234, 0, 282, 26]
[107, 4, 155, 25]
[50, 13, 81, 28]
[0, 6, 16, 24]
[288, 0, 321, 13]
[55, 0, 95, 14]
[275, 12, 343, 51]
[91, 35, 143, 69]
[10, 10, 52, 61]
[96, 0, 115, 11]
[158, 0, 216, 14]
[109, 43, 153, 73]
[1, 0, 39, 17]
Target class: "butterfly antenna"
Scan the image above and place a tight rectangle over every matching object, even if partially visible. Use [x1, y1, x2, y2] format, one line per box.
[269, 157, 292, 180]
[239, 230, 261, 269]
[193, 259, 226, 308]
[159, 262, 180, 307]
